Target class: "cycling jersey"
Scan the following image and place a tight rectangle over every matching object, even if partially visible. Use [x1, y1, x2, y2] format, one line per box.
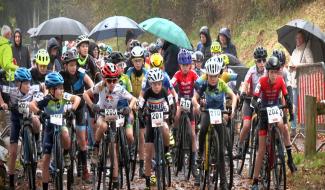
[141, 70, 174, 93]
[196, 72, 237, 88]
[171, 70, 198, 98]
[253, 76, 288, 107]
[90, 81, 133, 109]
[126, 67, 147, 98]
[244, 66, 266, 95]
[195, 79, 232, 110]
[78, 55, 101, 84]
[118, 73, 133, 93]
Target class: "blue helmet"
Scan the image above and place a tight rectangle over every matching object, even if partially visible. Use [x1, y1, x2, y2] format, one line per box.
[45, 72, 64, 88]
[14, 67, 32, 82]
[177, 49, 192, 65]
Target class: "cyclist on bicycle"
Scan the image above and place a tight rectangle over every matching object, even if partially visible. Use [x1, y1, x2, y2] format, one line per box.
[29, 72, 81, 190]
[0, 68, 42, 189]
[83, 63, 137, 188]
[126, 46, 148, 177]
[193, 56, 237, 189]
[60, 49, 94, 182]
[138, 68, 172, 190]
[171, 49, 199, 182]
[30, 49, 51, 88]
[236, 46, 267, 158]
[192, 51, 204, 76]
[210, 41, 223, 57]
[250, 56, 295, 190]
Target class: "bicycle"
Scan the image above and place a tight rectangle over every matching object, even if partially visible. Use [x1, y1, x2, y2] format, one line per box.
[130, 110, 139, 181]
[199, 108, 233, 190]
[65, 110, 76, 190]
[258, 105, 287, 190]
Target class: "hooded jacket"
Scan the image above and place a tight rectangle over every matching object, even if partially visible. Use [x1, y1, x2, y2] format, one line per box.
[162, 41, 180, 78]
[0, 36, 18, 81]
[47, 38, 62, 71]
[217, 28, 238, 57]
[12, 28, 31, 68]
[197, 27, 212, 65]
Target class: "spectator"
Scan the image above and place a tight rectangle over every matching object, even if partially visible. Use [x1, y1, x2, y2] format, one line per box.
[217, 27, 238, 57]
[288, 30, 314, 136]
[162, 40, 180, 78]
[12, 28, 31, 68]
[197, 26, 212, 65]
[0, 25, 18, 82]
[47, 37, 62, 72]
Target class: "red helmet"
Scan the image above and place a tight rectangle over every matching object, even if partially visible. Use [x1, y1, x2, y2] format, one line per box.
[101, 63, 119, 79]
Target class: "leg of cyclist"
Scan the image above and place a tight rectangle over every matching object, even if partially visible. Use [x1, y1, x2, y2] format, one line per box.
[112, 143, 119, 188]
[197, 112, 209, 164]
[144, 125, 154, 189]
[41, 154, 51, 190]
[218, 117, 227, 190]
[173, 105, 181, 128]
[126, 111, 134, 144]
[61, 126, 71, 167]
[236, 101, 253, 158]
[251, 120, 267, 190]
[76, 125, 91, 182]
[162, 122, 172, 164]
[42, 126, 54, 190]
[92, 116, 107, 164]
[139, 122, 145, 177]
[32, 115, 42, 155]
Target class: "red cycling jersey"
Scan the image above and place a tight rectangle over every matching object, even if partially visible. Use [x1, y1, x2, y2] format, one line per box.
[253, 76, 288, 107]
[171, 70, 198, 98]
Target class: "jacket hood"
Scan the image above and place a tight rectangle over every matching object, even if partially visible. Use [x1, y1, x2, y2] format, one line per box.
[88, 41, 99, 58]
[13, 28, 22, 47]
[47, 37, 60, 52]
[0, 36, 10, 46]
[200, 30, 212, 46]
[218, 27, 231, 41]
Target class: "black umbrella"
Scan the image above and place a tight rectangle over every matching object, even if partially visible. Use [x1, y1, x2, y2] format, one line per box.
[32, 17, 89, 41]
[277, 19, 325, 62]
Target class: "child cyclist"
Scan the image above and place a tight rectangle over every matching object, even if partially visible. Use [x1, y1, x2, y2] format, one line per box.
[60, 50, 94, 182]
[0, 68, 42, 189]
[29, 72, 81, 190]
[83, 63, 137, 188]
[138, 68, 172, 190]
[192, 56, 237, 189]
[126, 46, 148, 177]
[171, 49, 200, 184]
[192, 51, 204, 76]
[30, 49, 51, 86]
[250, 57, 295, 190]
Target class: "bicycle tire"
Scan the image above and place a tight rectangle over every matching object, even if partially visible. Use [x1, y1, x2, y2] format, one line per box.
[235, 120, 249, 175]
[23, 126, 36, 190]
[271, 128, 286, 190]
[248, 118, 258, 179]
[210, 127, 219, 190]
[54, 132, 64, 190]
[131, 115, 139, 181]
[97, 135, 108, 190]
[224, 125, 234, 189]
[118, 127, 131, 190]
[175, 113, 185, 176]
[67, 129, 77, 189]
[108, 129, 115, 190]
[155, 128, 166, 190]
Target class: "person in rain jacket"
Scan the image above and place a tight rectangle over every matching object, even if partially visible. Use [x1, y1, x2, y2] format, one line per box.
[0, 25, 18, 82]
[217, 27, 238, 57]
[47, 37, 62, 72]
[162, 40, 180, 78]
[197, 26, 212, 66]
[12, 28, 31, 68]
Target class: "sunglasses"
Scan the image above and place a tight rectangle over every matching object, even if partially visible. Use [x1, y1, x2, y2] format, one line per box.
[106, 78, 118, 84]
[256, 58, 266, 63]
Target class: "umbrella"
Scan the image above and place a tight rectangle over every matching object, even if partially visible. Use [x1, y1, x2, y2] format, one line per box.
[32, 17, 89, 41]
[89, 16, 143, 41]
[277, 19, 325, 63]
[27, 27, 38, 36]
[139, 17, 192, 50]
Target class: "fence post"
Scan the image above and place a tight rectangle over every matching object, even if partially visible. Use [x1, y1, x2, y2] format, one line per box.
[304, 95, 317, 157]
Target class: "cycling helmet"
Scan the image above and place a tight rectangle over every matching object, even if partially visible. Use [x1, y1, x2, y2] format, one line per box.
[75, 35, 89, 47]
[150, 53, 164, 68]
[101, 62, 119, 79]
[205, 56, 223, 76]
[199, 26, 209, 35]
[219, 54, 230, 67]
[148, 68, 164, 83]
[35, 49, 50, 66]
[253, 46, 267, 59]
[14, 67, 32, 82]
[98, 43, 107, 52]
[210, 41, 222, 54]
[62, 50, 78, 64]
[109, 52, 125, 64]
[193, 51, 204, 62]
[177, 49, 192, 65]
[265, 56, 281, 70]
[45, 72, 64, 88]
[131, 46, 145, 59]
[129, 39, 141, 50]
[148, 43, 158, 54]
[272, 49, 286, 66]
[106, 45, 113, 54]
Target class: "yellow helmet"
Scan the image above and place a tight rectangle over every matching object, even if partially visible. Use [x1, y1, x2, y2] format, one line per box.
[210, 41, 222, 54]
[150, 53, 164, 68]
[35, 49, 50, 66]
[219, 53, 230, 67]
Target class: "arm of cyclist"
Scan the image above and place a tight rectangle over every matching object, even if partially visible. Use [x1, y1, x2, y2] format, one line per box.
[69, 95, 81, 111]
[0, 91, 8, 110]
[192, 91, 200, 115]
[227, 89, 237, 119]
[83, 88, 96, 110]
[84, 73, 94, 89]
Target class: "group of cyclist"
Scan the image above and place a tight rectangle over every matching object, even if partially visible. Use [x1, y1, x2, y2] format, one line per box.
[1, 32, 298, 190]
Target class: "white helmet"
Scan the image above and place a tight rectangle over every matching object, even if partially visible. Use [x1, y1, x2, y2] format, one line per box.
[205, 56, 223, 75]
[148, 68, 164, 83]
[131, 46, 144, 59]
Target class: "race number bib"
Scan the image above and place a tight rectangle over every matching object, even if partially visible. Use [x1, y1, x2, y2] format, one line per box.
[180, 98, 191, 111]
[167, 95, 174, 105]
[50, 114, 63, 125]
[30, 84, 40, 92]
[78, 67, 86, 73]
[266, 106, 282, 124]
[63, 92, 73, 101]
[2, 85, 10, 93]
[116, 114, 125, 127]
[151, 112, 164, 128]
[105, 109, 117, 117]
[18, 101, 29, 115]
[33, 92, 44, 101]
[208, 109, 222, 125]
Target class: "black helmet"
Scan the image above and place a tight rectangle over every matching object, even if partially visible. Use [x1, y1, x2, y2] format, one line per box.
[129, 39, 141, 50]
[148, 43, 158, 54]
[272, 49, 286, 66]
[253, 46, 267, 59]
[62, 50, 78, 64]
[108, 51, 125, 64]
[265, 56, 281, 70]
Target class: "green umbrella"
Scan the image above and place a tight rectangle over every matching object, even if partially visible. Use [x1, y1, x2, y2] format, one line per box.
[139, 17, 192, 50]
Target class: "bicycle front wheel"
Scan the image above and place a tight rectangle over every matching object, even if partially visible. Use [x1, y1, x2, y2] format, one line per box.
[23, 126, 36, 190]
[54, 134, 64, 190]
